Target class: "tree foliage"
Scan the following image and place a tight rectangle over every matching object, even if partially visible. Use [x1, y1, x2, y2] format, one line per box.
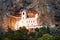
[37, 34, 55, 40]
[0, 26, 60, 40]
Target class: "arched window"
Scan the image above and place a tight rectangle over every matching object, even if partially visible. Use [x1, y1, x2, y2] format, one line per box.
[23, 12, 24, 15]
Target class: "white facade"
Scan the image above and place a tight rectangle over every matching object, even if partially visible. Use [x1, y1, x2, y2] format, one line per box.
[15, 10, 40, 30]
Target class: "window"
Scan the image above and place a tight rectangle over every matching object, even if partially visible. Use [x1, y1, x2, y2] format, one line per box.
[23, 13, 24, 15]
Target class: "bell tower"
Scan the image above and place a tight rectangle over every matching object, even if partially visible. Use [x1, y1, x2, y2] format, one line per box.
[21, 9, 27, 19]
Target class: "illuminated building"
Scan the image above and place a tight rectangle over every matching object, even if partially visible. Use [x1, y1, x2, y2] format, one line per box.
[15, 9, 41, 30]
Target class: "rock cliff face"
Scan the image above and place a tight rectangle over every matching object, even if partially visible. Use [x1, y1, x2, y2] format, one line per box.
[0, 0, 60, 30]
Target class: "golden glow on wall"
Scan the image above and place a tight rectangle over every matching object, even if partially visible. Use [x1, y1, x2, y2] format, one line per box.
[27, 11, 35, 17]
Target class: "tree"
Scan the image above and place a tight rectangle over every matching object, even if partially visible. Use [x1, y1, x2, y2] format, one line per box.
[39, 27, 48, 34]
[13, 27, 28, 40]
[54, 35, 60, 40]
[37, 34, 55, 40]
